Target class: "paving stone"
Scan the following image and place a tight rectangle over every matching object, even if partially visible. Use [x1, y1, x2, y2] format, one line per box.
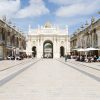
[0, 59, 100, 100]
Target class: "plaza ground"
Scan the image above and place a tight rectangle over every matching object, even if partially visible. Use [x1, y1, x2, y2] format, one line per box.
[0, 58, 100, 100]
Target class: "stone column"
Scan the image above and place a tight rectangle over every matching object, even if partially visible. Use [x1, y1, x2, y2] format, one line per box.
[37, 36, 42, 58]
[66, 36, 70, 55]
[53, 36, 60, 58]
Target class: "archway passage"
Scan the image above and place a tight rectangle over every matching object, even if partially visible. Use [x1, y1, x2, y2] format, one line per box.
[60, 46, 65, 57]
[43, 41, 53, 58]
[32, 46, 37, 57]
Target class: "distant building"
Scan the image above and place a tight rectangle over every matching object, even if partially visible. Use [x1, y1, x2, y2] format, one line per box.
[70, 18, 100, 56]
[0, 19, 26, 60]
[26, 22, 70, 58]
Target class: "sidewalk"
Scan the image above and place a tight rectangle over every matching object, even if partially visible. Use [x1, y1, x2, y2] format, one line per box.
[59, 58, 100, 70]
[0, 58, 40, 86]
[0, 59, 32, 71]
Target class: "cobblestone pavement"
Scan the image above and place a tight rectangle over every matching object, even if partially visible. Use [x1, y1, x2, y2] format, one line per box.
[0, 58, 32, 71]
[0, 59, 100, 100]
[59, 58, 100, 70]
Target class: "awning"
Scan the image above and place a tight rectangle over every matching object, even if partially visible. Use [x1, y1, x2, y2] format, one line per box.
[72, 48, 85, 51]
[84, 47, 100, 51]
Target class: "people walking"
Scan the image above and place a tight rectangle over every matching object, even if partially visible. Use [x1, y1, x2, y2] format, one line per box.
[65, 54, 67, 62]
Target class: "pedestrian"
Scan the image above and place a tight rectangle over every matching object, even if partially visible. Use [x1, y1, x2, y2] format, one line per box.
[65, 54, 67, 62]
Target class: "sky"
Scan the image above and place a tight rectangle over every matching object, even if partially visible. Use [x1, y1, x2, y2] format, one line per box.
[0, 0, 100, 35]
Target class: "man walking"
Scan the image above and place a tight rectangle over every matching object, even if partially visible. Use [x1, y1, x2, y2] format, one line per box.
[65, 54, 67, 62]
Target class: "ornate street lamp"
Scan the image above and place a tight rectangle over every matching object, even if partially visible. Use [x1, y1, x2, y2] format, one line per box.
[91, 16, 95, 24]
[98, 11, 100, 14]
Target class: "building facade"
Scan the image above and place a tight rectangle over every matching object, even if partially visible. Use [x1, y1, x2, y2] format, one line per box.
[70, 18, 100, 56]
[26, 22, 70, 58]
[0, 19, 26, 60]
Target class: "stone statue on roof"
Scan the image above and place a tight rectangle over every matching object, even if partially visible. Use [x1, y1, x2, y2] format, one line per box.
[44, 21, 52, 28]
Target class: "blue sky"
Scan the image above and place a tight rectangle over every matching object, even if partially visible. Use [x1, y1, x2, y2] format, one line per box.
[0, 0, 100, 35]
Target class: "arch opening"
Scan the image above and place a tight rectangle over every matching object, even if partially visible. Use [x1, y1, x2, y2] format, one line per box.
[43, 40, 53, 58]
[60, 46, 65, 57]
[32, 46, 37, 57]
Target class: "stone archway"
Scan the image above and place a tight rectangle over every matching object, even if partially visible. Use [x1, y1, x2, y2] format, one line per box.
[60, 46, 65, 57]
[43, 40, 53, 58]
[32, 46, 37, 57]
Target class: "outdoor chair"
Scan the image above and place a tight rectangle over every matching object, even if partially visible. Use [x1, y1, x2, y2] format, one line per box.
[97, 56, 100, 62]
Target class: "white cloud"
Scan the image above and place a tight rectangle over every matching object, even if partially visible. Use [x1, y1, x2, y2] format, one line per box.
[50, 0, 100, 17]
[0, 0, 20, 18]
[16, 0, 49, 18]
[49, 0, 84, 5]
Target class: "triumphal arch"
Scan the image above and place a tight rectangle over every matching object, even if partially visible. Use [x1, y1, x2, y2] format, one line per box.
[26, 22, 70, 58]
